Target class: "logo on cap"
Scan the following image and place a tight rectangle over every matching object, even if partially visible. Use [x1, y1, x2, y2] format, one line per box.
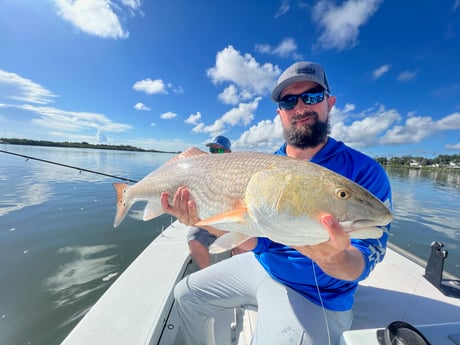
[298, 67, 317, 75]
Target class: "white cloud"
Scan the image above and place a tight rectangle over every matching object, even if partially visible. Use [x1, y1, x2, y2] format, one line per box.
[96, 128, 109, 143]
[343, 103, 356, 113]
[274, 0, 290, 18]
[233, 116, 284, 152]
[397, 70, 418, 82]
[332, 106, 401, 147]
[207, 45, 280, 101]
[0, 69, 58, 104]
[218, 85, 253, 105]
[372, 64, 391, 79]
[53, 0, 131, 39]
[381, 116, 433, 144]
[185, 112, 201, 125]
[120, 0, 142, 10]
[433, 112, 460, 130]
[134, 102, 151, 111]
[330, 107, 460, 148]
[160, 111, 177, 120]
[273, 38, 299, 57]
[254, 43, 271, 54]
[133, 78, 167, 95]
[218, 85, 240, 105]
[0, 103, 131, 133]
[255, 38, 301, 59]
[133, 79, 182, 96]
[381, 112, 460, 145]
[313, 0, 383, 51]
[446, 142, 460, 150]
[192, 98, 261, 136]
[168, 84, 184, 95]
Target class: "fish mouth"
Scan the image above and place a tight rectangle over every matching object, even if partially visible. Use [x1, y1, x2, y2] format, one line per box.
[340, 219, 390, 231]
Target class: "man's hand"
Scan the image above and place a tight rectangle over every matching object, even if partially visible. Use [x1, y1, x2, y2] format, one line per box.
[293, 213, 365, 281]
[160, 187, 228, 237]
[161, 187, 200, 226]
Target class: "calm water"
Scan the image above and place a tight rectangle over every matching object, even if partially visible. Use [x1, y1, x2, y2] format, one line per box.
[1, 145, 459, 345]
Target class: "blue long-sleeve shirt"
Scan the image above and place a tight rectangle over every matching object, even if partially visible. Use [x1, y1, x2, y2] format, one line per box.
[253, 137, 393, 311]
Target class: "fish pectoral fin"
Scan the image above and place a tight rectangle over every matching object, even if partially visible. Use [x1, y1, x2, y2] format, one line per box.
[209, 232, 251, 254]
[195, 208, 248, 226]
[143, 201, 164, 221]
[347, 227, 385, 239]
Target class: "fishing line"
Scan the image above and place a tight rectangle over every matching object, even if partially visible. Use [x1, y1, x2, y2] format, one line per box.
[312, 262, 332, 345]
[0, 149, 138, 183]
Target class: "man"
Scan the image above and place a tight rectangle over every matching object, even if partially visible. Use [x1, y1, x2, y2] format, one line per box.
[187, 135, 232, 269]
[161, 61, 392, 345]
[206, 135, 232, 154]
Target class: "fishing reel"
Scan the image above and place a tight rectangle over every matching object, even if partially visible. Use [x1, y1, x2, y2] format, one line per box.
[377, 321, 431, 345]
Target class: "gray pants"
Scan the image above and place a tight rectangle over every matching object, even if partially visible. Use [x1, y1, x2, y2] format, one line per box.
[174, 252, 353, 345]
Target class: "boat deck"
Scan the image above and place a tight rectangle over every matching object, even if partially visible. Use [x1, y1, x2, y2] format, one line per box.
[61, 221, 460, 345]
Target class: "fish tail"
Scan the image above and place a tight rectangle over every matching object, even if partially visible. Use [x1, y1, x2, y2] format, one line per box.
[113, 183, 131, 228]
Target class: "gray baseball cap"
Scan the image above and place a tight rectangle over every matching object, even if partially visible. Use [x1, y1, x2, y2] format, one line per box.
[271, 61, 331, 102]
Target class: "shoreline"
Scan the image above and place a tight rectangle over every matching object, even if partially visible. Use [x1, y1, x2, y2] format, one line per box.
[0, 138, 179, 154]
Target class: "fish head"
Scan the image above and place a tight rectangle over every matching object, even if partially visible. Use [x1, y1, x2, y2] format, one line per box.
[324, 177, 393, 231]
[244, 167, 393, 245]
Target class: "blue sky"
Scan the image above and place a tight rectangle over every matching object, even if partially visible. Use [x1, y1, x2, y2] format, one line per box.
[1, 0, 459, 157]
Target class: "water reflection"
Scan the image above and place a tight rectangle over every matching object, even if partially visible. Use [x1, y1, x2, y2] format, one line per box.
[0, 145, 174, 216]
[0, 180, 51, 216]
[44, 245, 118, 302]
[386, 167, 460, 271]
[43, 244, 120, 328]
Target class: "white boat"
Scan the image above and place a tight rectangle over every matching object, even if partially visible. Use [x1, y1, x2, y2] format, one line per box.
[61, 220, 460, 345]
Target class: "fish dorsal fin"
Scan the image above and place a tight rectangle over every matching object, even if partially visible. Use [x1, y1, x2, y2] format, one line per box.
[164, 147, 208, 166]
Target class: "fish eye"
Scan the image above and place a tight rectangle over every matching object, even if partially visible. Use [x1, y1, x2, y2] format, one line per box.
[335, 188, 351, 199]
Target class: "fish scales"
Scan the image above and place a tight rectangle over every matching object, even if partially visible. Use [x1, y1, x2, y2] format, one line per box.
[143, 152, 281, 218]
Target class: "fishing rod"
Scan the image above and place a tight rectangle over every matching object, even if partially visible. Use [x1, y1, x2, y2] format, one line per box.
[0, 149, 138, 183]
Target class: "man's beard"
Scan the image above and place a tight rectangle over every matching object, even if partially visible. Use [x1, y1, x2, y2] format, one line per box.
[283, 111, 330, 149]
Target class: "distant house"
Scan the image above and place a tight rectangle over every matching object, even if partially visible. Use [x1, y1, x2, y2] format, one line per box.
[409, 160, 422, 168]
[449, 162, 460, 169]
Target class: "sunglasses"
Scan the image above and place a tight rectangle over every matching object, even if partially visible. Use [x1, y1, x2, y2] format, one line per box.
[209, 147, 226, 154]
[278, 89, 326, 110]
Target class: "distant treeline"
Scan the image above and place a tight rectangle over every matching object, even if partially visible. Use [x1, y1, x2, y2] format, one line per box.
[0, 138, 179, 154]
[2, 138, 459, 167]
[375, 155, 460, 168]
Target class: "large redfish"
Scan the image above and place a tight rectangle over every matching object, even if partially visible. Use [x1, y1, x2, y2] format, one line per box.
[113, 148, 392, 252]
